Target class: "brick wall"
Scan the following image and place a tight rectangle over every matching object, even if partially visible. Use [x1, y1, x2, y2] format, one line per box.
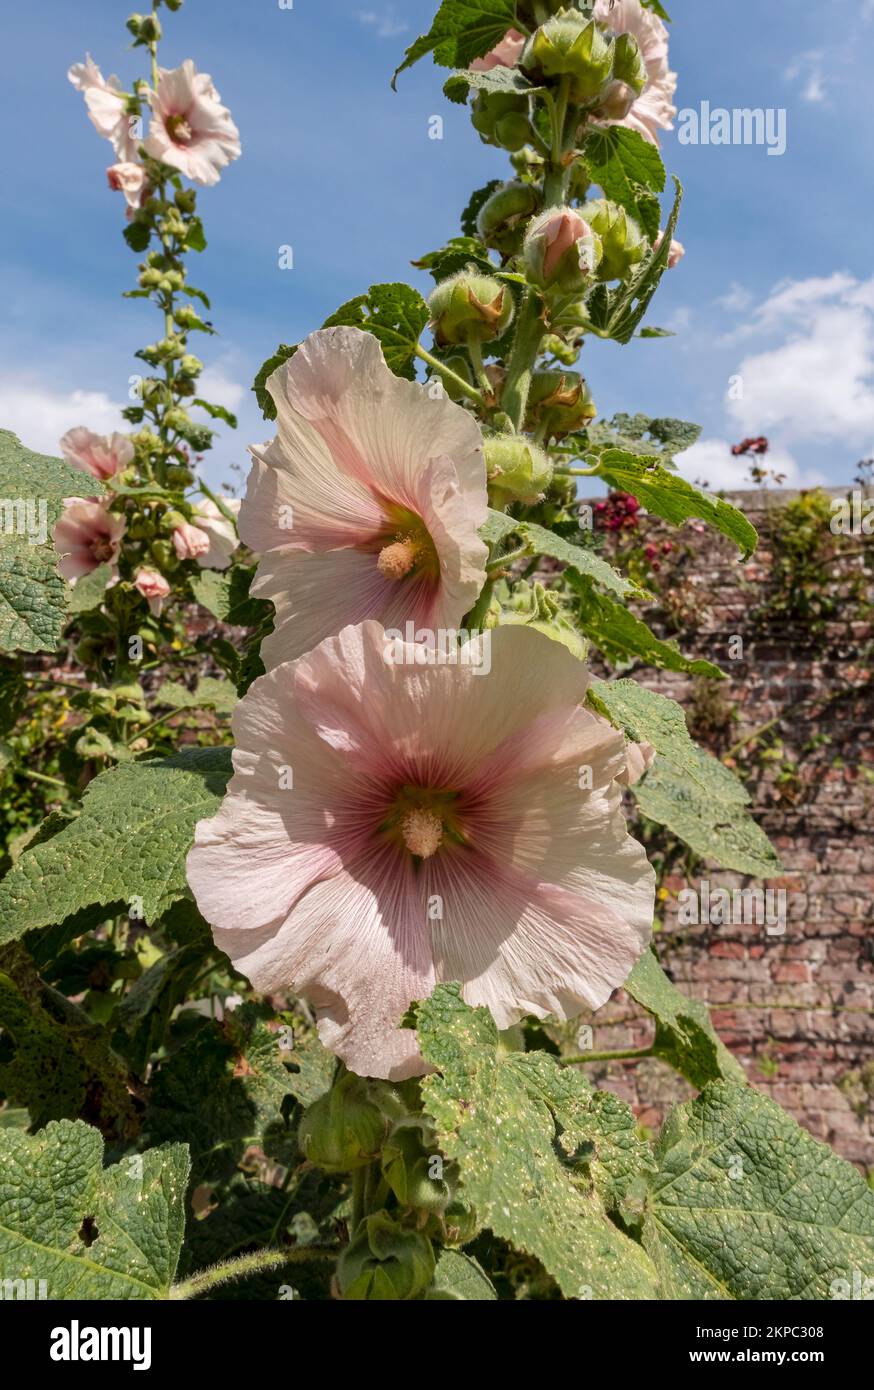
[583, 487, 874, 1169]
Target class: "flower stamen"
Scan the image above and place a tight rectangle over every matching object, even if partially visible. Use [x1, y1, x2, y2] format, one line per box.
[401, 807, 444, 859]
[377, 538, 418, 581]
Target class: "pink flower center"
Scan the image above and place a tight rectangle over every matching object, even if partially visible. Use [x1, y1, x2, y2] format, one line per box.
[92, 537, 114, 562]
[377, 539, 417, 580]
[400, 807, 444, 859]
[166, 113, 193, 145]
[371, 503, 439, 585]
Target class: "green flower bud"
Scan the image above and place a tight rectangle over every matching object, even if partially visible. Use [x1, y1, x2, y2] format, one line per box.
[174, 304, 204, 330]
[471, 91, 530, 151]
[298, 1073, 388, 1173]
[149, 539, 176, 570]
[476, 180, 540, 256]
[502, 581, 588, 661]
[540, 332, 579, 366]
[521, 13, 615, 106]
[525, 369, 596, 438]
[431, 1192, 480, 1246]
[164, 407, 191, 432]
[579, 198, 648, 281]
[174, 188, 197, 214]
[428, 270, 514, 347]
[381, 1121, 453, 1215]
[165, 465, 194, 487]
[432, 353, 474, 403]
[485, 433, 554, 505]
[127, 12, 162, 43]
[612, 32, 647, 97]
[138, 268, 164, 290]
[178, 354, 203, 378]
[183, 424, 214, 452]
[522, 206, 602, 292]
[337, 1212, 435, 1301]
[165, 0, 184, 11]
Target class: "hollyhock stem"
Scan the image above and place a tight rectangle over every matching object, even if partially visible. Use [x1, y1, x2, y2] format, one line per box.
[560, 1046, 655, 1067]
[500, 290, 545, 430]
[467, 338, 496, 402]
[168, 1246, 337, 1299]
[416, 343, 487, 408]
[554, 466, 600, 477]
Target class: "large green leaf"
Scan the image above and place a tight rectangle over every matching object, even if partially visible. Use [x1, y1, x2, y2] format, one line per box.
[414, 984, 660, 1299]
[0, 747, 233, 943]
[568, 574, 723, 676]
[585, 412, 702, 462]
[152, 676, 237, 717]
[589, 678, 699, 765]
[322, 283, 429, 381]
[190, 564, 269, 628]
[393, 0, 516, 86]
[583, 126, 665, 241]
[596, 448, 758, 558]
[0, 429, 105, 507]
[624, 950, 746, 1090]
[0, 1119, 189, 1299]
[517, 521, 642, 600]
[645, 1081, 874, 1299]
[443, 65, 539, 104]
[428, 1249, 498, 1300]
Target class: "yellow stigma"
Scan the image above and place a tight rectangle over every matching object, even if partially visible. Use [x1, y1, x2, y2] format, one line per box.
[401, 807, 444, 859]
[377, 538, 418, 581]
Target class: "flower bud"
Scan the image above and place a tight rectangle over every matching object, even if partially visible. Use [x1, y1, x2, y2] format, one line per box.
[381, 1121, 453, 1215]
[178, 354, 203, 378]
[337, 1212, 435, 1301]
[431, 353, 474, 403]
[522, 207, 601, 292]
[428, 270, 514, 347]
[471, 91, 531, 151]
[525, 369, 596, 438]
[579, 199, 647, 281]
[138, 268, 164, 290]
[476, 180, 540, 256]
[298, 1073, 388, 1173]
[126, 12, 162, 43]
[521, 13, 615, 105]
[485, 433, 553, 505]
[502, 581, 588, 661]
[164, 407, 192, 432]
[540, 332, 579, 366]
[174, 187, 197, 213]
[612, 32, 647, 96]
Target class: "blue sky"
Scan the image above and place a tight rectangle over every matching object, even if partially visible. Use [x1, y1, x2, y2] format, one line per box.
[2, 0, 873, 492]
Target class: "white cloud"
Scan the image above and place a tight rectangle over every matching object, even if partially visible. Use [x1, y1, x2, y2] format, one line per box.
[196, 363, 246, 413]
[356, 7, 407, 39]
[785, 50, 828, 103]
[677, 438, 826, 493]
[716, 282, 753, 314]
[0, 380, 125, 455]
[724, 274, 874, 447]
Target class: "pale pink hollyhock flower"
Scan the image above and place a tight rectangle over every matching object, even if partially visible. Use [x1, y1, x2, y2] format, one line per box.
[524, 208, 601, 287]
[187, 621, 655, 1080]
[654, 232, 685, 268]
[133, 567, 171, 617]
[470, 28, 526, 72]
[144, 61, 241, 187]
[541, 209, 595, 280]
[68, 55, 139, 162]
[190, 497, 241, 570]
[616, 740, 656, 787]
[240, 326, 488, 669]
[60, 427, 134, 484]
[107, 161, 149, 209]
[172, 521, 212, 562]
[594, 0, 677, 145]
[53, 499, 126, 582]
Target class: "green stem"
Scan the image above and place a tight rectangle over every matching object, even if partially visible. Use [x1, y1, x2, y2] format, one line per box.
[21, 770, 69, 792]
[463, 577, 495, 635]
[560, 1046, 654, 1067]
[487, 542, 532, 577]
[196, 478, 240, 527]
[554, 466, 600, 477]
[416, 344, 486, 409]
[350, 1169, 367, 1233]
[168, 1246, 337, 1300]
[467, 339, 495, 402]
[500, 290, 545, 431]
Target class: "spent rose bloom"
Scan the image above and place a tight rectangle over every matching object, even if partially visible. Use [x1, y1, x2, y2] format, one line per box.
[470, 28, 526, 72]
[190, 497, 241, 570]
[144, 60, 241, 187]
[594, 0, 677, 145]
[172, 520, 212, 562]
[654, 231, 686, 268]
[187, 621, 655, 1080]
[60, 427, 134, 484]
[240, 326, 488, 669]
[53, 499, 126, 582]
[134, 567, 171, 616]
[68, 55, 139, 162]
[107, 161, 149, 209]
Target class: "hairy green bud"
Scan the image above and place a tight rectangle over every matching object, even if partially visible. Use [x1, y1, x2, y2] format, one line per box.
[298, 1073, 388, 1173]
[525, 369, 596, 437]
[485, 433, 554, 505]
[381, 1120, 454, 1214]
[476, 180, 540, 256]
[337, 1213, 435, 1301]
[579, 198, 648, 280]
[521, 13, 615, 105]
[428, 270, 514, 347]
[471, 91, 531, 152]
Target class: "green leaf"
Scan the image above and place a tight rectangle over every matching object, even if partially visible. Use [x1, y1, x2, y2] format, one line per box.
[413, 235, 494, 283]
[460, 179, 503, 237]
[68, 562, 113, 615]
[113, 939, 210, 1078]
[597, 448, 758, 558]
[583, 127, 665, 241]
[478, 508, 519, 547]
[190, 564, 271, 630]
[123, 220, 151, 253]
[637, 326, 675, 338]
[644, 1081, 874, 1299]
[624, 950, 746, 1089]
[585, 176, 683, 343]
[443, 65, 539, 104]
[0, 541, 70, 655]
[152, 676, 238, 717]
[0, 747, 233, 943]
[427, 1249, 497, 1300]
[414, 984, 660, 1300]
[392, 0, 516, 86]
[322, 282, 429, 381]
[0, 431, 105, 506]
[517, 520, 642, 600]
[568, 574, 724, 677]
[588, 678, 699, 765]
[253, 344, 298, 421]
[585, 411, 702, 462]
[192, 399, 238, 429]
[185, 217, 207, 252]
[0, 1119, 189, 1299]
[632, 741, 782, 877]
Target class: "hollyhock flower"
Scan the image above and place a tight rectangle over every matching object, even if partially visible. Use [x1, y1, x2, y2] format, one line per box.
[616, 740, 656, 787]
[144, 60, 241, 187]
[594, 0, 677, 145]
[60, 427, 134, 484]
[187, 621, 655, 1080]
[53, 499, 126, 582]
[172, 520, 212, 562]
[654, 231, 685, 268]
[240, 326, 488, 669]
[470, 28, 526, 72]
[68, 55, 139, 162]
[107, 161, 149, 209]
[134, 567, 171, 616]
[523, 208, 601, 290]
[190, 497, 241, 570]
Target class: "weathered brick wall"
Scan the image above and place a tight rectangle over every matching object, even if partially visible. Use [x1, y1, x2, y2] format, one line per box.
[583, 487, 874, 1169]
